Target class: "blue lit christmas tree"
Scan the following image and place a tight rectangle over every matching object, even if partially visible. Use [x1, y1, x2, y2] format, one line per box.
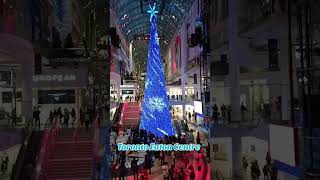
[140, 3, 175, 137]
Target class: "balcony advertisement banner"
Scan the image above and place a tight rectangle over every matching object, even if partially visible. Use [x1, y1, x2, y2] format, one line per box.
[170, 35, 181, 76]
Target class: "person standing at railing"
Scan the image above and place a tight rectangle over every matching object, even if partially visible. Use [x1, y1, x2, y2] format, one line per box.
[79, 108, 84, 127]
[11, 107, 16, 127]
[85, 109, 90, 131]
[33, 107, 41, 129]
[49, 110, 53, 125]
[57, 107, 63, 124]
[241, 102, 247, 122]
[71, 108, 76, 127]
[64, 108, 70, 128]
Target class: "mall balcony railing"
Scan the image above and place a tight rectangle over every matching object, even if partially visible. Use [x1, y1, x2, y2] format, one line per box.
[33, 117, 61, 180]
[168, 95, 198, 102]
[212, 31, 229, 50]
[304, 129, 320, 179]
[185, 57, 200, 73]
[238, 0, 277, 34]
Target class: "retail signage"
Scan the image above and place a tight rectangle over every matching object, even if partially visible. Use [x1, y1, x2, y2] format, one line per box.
[121, 90, 134, 95]
[33, 74, 76, 82]
[120, 85, 134, 88]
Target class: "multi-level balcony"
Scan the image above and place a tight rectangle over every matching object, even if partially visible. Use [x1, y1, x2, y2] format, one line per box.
[239, 0, 287, 36]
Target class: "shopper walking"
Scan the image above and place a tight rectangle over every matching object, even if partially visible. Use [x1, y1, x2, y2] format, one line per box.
[243, 156, 248, 176]
[131, 158, 139, 180]
[85, 109, 90, 131]
[145, 151, 152, 174]
[227, 105, 231, 124]
[188, 165, 196, 180]
[11, 107, 16, 126]
[71, 108, 76, 127]
[263, 163, 270, 180]
[33, 107, 41, 129]
[162, 162, 170, 180]
[221, 104, 227, 123]
[212, 104, 219, 122]
[80, 108, 84, 127]
[57, 107, 63, 124]
[118, 163, 126, 180]
[241, 102, 247, 121]
[64, 108, 69, 127]
[49, 110, 53, 125]
[169, 165, 175, 180]
[270, 163, 278, 180]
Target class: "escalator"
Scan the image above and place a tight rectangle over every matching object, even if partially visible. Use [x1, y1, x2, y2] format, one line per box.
[112, 103, 123, 132]
[11, 130, 43, 180]
[113, 103, 123, 124]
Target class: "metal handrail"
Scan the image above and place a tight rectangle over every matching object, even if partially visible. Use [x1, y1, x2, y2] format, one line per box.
[10, 116, 36, 180]
[92, 112, 100, 180]
[33, 116, 61, 180]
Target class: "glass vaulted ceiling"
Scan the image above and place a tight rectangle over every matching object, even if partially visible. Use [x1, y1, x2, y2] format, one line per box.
[111, 0, 195, 71]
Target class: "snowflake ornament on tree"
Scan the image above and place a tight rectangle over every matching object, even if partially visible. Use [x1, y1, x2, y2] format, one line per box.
[148, 96, 166, 112]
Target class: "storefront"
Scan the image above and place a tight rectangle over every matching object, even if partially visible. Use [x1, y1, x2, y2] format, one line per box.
[241, 137, 268, 179]
[31, 66, 88, 122]
[185, 104, 194, 121]
[111, 71, 121, 102]
[110, 80, 118, 102]
[167, 85, 182, 100]
[170, 105, 183, 119]
[184, 86, 194, 100]
[120, 84, 137, 101]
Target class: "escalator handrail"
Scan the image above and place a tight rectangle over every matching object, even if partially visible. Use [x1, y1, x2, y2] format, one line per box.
[10, 117, 36, 180]
[92, 112, 101, 179]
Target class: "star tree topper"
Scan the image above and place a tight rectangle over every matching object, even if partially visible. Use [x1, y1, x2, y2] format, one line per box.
[147, 3, 159, 22]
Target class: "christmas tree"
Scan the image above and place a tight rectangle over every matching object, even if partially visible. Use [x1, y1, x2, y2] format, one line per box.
[140, 3, 175, 137]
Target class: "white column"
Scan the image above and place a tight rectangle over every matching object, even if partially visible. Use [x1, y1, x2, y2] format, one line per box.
[228, 0, 241, 122]
[181, 23, 188, 118]
[228, 0, 242, 176]
[21, 55, 34, 124]
[279, 33, 290, 121]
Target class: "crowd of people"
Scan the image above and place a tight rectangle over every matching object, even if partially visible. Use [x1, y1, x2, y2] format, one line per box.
[109, 125, 209, 180]
[32, 106, 99, 130]
[242, 152, 278, 180]
[167, 93, 200, 101]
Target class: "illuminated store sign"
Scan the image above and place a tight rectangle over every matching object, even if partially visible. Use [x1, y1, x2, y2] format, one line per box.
[33, 74, 76, 82]
[120, 85, 134, 88]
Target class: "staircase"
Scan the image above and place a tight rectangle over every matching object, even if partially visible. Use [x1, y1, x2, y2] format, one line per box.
[46, 128, 94, 180]
[121, 102, 140, 127]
